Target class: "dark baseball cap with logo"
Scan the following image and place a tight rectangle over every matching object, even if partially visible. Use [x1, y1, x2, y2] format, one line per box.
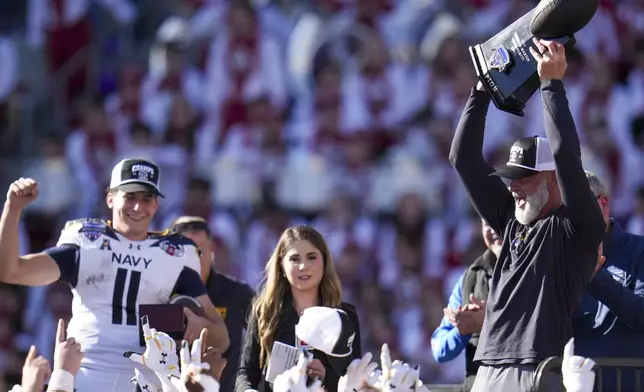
[490, 136, 555, 180]
[109, 158, 165, 198]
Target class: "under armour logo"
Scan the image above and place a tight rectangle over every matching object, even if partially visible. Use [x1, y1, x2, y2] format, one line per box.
[129, 244, 141, 250]
[159, 352, 168, 364]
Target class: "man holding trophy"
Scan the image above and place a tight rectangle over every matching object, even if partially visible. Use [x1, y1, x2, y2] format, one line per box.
[448, 2, 604, 390]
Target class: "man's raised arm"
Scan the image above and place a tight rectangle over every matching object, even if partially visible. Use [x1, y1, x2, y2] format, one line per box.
[532, 39, 605, 246]
[449, 84, 515, 236]
[0, 178, 66, 286]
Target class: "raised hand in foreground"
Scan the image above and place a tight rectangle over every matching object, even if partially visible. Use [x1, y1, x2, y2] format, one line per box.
[132, 368, 162, 392]
[562, 338, 596, 392]
[337, 352, 378, 392]
[13, 319, 83, 392]
[16, 345, 51, 392]
[171, 328, 220, 392]
[273, 352, 323, 392]
[367, 344, 427, 392]
[126, 315, 180, 391]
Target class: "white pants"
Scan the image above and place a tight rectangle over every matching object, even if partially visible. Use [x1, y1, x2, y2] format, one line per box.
[74, 367, 139, 392]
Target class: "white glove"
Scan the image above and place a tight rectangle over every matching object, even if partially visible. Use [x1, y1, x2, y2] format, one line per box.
[170, 338, 220, 392]
[338, 352, 378, 392]
[562, 338, 596, 392]
[273, 352, 323, 392]
[124, 316, 181, 380]
[368, 344, 423, 392]
[366, 368, 383, 390]
[9, 385, 22, 392]
[132, 368, 162, 392]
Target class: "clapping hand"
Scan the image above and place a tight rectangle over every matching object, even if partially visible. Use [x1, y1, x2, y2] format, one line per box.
[562, 338, 596, 392]
[338, 352, 378, 392]
[443, 294, 486, 336]
[124, 316, 180, 380]
[273, 352, 323, 392]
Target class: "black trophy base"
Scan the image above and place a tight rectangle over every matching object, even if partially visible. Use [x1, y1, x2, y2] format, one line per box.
[469, 9, 576, 117]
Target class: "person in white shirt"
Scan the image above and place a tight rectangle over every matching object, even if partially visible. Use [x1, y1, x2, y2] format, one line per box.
[0, 158, 229, 391]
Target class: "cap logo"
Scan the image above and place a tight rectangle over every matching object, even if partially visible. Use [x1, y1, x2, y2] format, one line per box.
[131, 164, 155, 182]
[509, 146, 524, 164]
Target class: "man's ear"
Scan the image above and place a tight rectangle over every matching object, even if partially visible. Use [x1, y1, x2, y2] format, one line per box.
[106, 191, 114, 209]
[547, 172, 558, 188]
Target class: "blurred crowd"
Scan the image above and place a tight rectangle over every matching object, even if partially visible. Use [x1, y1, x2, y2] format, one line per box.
[2, 0, 644, 388]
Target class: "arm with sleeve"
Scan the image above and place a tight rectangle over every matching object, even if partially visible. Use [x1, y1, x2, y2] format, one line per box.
[42, 222, 84, 287]
[587, 259, 644, 332]
[172, 266, 207, 298]
[42, 245, 81, 287]
[173, 240, 208, 298]
[431, 275, 470, 363]
[540, 80, 606, 247]
[235, 312, 263, 392]
[448, 88, 515, 237]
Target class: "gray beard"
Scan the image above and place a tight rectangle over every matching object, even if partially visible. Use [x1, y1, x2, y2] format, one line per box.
[515, 179, 549, 225]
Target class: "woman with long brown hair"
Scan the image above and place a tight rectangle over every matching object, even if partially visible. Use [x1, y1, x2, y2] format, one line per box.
[235, 226, 361, 392]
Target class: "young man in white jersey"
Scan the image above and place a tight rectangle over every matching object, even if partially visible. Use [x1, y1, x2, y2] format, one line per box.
[0, 158, 230, 391]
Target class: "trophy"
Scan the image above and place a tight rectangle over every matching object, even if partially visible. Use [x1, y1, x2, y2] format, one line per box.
[469, 9, 576, 117]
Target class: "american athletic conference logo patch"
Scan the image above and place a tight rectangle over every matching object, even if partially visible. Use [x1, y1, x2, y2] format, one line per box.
[160, 240, 185, 257]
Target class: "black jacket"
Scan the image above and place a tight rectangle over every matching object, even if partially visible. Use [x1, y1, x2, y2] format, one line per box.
[461, 249, 496, 392]
[205, 271, 255, 392]
[235, 296, 361, 392]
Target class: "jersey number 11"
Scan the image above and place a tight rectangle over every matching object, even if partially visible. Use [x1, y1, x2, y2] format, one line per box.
[112, 268, 141, 325]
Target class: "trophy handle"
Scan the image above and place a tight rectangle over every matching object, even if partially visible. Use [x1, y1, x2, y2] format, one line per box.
[469, 45, 486, 81]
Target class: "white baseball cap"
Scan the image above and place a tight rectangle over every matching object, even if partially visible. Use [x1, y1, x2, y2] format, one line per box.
[295, 306, 355, 358]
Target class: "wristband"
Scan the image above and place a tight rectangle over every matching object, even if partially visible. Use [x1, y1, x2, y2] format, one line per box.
[48, 369, 74, 392]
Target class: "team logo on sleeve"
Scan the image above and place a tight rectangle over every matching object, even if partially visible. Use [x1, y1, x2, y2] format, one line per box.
[159, 240, 185, 257]
[79, 221, 105, 242]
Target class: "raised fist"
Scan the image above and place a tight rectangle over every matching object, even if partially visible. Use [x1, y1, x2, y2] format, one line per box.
[6, 178, 39, 210]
